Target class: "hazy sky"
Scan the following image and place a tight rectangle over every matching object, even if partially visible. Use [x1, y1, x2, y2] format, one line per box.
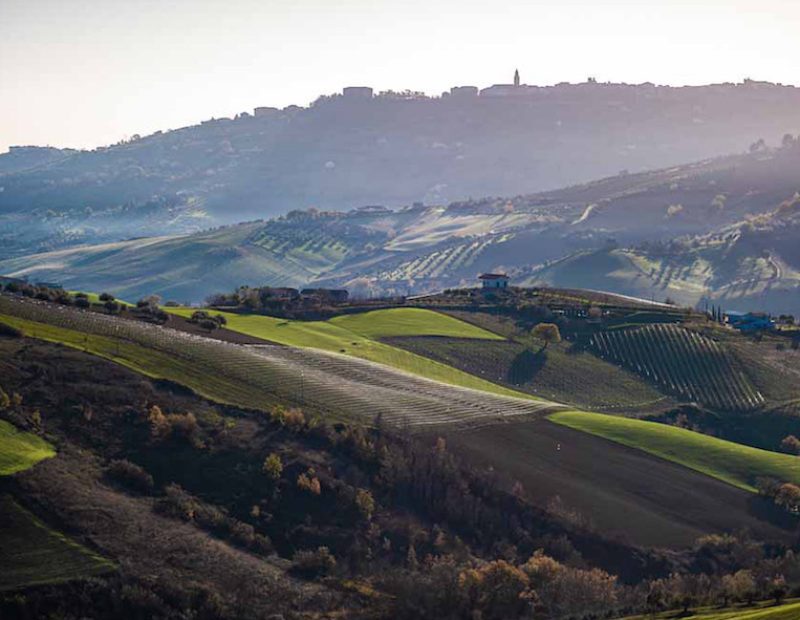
[1, 0, 799, 153]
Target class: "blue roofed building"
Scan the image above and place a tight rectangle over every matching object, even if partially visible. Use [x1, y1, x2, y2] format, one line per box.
[725, 311, 775, 332]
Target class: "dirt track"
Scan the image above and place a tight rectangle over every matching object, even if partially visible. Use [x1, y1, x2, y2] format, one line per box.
[448, 419, 796, 548]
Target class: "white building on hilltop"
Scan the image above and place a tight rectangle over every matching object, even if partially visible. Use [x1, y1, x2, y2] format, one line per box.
[479, 273, 509, 289]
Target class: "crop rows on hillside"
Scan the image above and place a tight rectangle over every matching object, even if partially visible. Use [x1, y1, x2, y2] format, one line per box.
[378, 235, 510, 282]
[0, 296, 558, 428]
[589, 324, 763, 411]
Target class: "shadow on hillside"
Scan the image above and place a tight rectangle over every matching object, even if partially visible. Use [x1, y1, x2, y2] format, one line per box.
[746, 494, 799, 531]
[507, 349, 547, 385]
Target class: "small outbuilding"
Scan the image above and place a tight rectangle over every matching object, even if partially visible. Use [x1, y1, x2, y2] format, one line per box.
[725, 311, 775, 332]
[479, 273, 509, 289]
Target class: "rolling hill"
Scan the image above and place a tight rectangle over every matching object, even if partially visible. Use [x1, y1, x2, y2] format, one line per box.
[4, 143, 800, 315]
[4, 80, 800, 261]
[3, 292, 798, 553]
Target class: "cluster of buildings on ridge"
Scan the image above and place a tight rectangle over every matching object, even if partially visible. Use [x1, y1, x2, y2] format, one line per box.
[336, 70, 576, 103]
[252, 70, 606, 117]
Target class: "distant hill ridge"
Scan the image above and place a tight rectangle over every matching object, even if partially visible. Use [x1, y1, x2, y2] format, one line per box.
[3, 79, 800, 258]
[2, 141, 800, 314]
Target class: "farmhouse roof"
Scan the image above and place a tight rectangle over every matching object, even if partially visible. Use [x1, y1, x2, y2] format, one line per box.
[478, 273, 508, 280]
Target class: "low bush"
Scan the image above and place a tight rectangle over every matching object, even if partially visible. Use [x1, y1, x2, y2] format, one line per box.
[156, 484, 272, 555]
[106, 459, 155, 494]
[290, 546, 336, 579]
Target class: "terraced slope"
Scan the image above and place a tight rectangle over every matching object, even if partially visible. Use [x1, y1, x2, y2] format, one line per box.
[0, 496, 113, 591]
[0, 420, 55, 475]
[590, 324, 763, 410]
[0, 297, 559, 428]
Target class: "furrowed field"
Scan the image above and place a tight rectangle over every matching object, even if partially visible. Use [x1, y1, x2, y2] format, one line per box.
[0, 297, 557, 428]
[166, 306, 523, 398]
[590, 324, 763, 410]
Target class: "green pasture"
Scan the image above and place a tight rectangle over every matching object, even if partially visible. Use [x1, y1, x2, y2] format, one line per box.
[329, 308, 503, 340]
[550, 411, 800, 492]
[0, 420, 55, 476]
[619, 599, 800, 620]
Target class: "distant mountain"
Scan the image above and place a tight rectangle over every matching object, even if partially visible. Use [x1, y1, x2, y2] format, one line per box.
[4, 142, 799, 313]
[3, 80, 800, 259]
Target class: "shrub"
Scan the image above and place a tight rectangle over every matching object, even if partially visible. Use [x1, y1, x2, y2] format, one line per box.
[54, 291, 72, 305]
[290, 546, 336, 578]
[147, 405, 170, 439]
[74, 297, 91, 308]
[459, 560, 532, 620]
[297, 468, 321, 495]
[262, 453, 283, 481]
[355, 488, 375, 520]
[99, 292, 115, 302]
[270, 405, 306, 430]
[229, 521, 256, 548]
[155, 483, 197, 520]
[780, 435, 800, 455]
[168, 412, 198, 441]
[106, 459, 155, 494]
[531, 323, 561, 349]
[0, 387, 10, 410]
[774, 483, 800, 512]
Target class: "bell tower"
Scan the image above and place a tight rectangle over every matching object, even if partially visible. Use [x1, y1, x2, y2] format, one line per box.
[513, 69, 520, 87]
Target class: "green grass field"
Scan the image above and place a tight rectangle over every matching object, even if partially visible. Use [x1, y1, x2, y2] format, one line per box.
[0, 420, 55, 475]
[0, 495, 113, 591]
[550, 411, 800, 492]
[167, 307, 531, 399]
[329, 308, 503, 340]
[620, 599, 800, 619]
